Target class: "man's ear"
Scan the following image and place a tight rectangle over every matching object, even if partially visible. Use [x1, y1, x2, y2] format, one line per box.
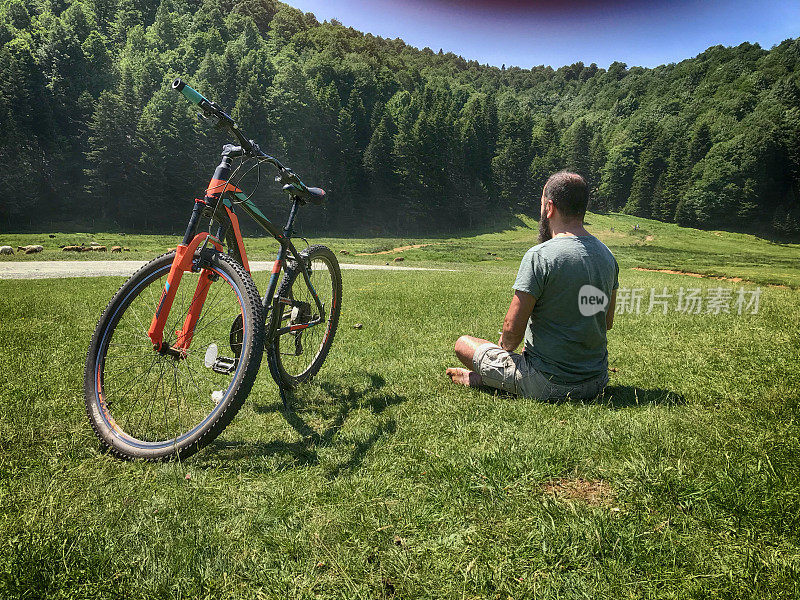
[545, 198, 555, 219]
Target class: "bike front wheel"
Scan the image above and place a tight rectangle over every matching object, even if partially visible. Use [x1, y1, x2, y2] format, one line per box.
[267, 245, 342, 389]
[84, 250, 264, 460]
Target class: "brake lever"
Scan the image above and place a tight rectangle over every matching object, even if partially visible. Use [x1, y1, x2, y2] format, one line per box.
[275, 168, 290, 185]
[196, 111, 221, 128]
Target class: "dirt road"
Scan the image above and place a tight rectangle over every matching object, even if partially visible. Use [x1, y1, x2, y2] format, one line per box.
[0, 260, 454, 280]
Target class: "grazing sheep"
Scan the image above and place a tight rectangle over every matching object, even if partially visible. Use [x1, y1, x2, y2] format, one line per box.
[111, 246, 122, 253]
[393, 256, 404, 263]
[18, 245, 44, 254]
[123, 247, 131, 252]
[62, 246, 82, 252]
[82, 246, 93, 252]
[339, 250, 350, 255]
[0, 246, 13, 255]
[92, 245, 107, 252]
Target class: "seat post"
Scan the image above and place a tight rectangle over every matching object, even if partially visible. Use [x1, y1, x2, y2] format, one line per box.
[283, 198, 300, 237]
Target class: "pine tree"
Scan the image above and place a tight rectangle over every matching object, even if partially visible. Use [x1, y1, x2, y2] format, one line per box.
[625, 146, 666, 218]
[492, 107, 533, 212]
[85, 90, 138, 224]
[598, 143, 637, 211]
[688, 121, 713, 165]
[564, 119, 592, 180]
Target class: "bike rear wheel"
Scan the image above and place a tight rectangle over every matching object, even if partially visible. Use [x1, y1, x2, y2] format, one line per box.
[84, 250, 264, 460]
[267, 245, 342, 389]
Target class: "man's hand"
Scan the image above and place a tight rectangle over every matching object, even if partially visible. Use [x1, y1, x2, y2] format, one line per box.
[606, 288, 617, 330]
[499, 290, 536, 352]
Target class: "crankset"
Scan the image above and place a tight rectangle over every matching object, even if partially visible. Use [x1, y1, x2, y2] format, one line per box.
[201, 316, 244, 376]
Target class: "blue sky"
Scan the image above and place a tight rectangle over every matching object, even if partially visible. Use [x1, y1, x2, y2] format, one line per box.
[286, 0, 799, 69]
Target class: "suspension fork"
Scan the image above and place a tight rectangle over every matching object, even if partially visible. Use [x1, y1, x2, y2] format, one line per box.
[173, 268, 214, 351]
[170, 201, 250, 351]
[148, 152, 243, 353]
[147, 231, 223, 352]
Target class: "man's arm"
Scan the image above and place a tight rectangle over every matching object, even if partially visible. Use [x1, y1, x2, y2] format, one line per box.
[499, 290, 536, 352]
[606, 288, 617, 330]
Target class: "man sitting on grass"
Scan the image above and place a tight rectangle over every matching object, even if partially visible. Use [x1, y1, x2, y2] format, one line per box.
[446, 171, 618, 400]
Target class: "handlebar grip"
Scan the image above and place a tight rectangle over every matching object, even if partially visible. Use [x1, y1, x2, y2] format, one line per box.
[172, 78, 205, 106]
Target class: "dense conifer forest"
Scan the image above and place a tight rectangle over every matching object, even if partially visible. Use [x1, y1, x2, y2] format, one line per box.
[1, 0, 799, 236]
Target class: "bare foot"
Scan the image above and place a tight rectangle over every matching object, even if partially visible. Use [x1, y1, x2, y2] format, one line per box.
[446, 367, 482, 387]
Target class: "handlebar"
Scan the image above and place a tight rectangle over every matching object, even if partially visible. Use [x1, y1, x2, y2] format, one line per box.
[172, 78, 253, 154]
[172, 78, 205, 105]
[172, 78, 325, 204]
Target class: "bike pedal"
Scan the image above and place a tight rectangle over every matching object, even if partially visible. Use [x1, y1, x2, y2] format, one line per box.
[204, 343, 236, 374]
[212, 357, 236, 374]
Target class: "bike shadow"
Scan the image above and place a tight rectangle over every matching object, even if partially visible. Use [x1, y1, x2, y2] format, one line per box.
[200, 373, 406, 477]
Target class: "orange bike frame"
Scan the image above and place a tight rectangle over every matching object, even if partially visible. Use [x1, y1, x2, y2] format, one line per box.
[147, 157, 323, 355]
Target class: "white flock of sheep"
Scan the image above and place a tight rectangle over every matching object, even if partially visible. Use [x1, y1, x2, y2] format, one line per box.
[1, 245, 44, 255]
[0, 243, 131, 255]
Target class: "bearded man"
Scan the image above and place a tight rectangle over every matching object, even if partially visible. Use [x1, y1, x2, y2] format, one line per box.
[446, 171, 619, 400]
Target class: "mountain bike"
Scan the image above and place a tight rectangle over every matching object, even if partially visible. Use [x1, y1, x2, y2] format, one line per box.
[84, 79, 342, 461]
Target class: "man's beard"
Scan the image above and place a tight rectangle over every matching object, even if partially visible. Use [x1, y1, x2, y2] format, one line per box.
[538, 212, 552, 244]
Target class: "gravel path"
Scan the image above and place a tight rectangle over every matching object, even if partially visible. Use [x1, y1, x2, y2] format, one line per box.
[0, 260, 455, 280]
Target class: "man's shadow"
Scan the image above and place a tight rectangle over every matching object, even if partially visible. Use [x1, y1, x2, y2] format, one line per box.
[483, 384, 684, 408]
[199, 373, 405, 477]
[593, 385, 685, 408]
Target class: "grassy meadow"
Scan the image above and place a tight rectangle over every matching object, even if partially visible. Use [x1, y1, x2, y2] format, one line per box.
[4, 211, 800, 287]
[1, 214, 800, 598]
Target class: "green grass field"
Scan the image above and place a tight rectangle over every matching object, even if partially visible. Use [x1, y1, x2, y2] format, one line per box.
[1, 215, 800, 598]
[4, 211, 800, 287]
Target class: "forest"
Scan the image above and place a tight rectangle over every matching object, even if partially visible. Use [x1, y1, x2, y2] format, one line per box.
[1, 0, 799, 236]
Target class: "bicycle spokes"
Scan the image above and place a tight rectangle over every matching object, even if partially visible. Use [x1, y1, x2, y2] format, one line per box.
[89, 256, 256, 451]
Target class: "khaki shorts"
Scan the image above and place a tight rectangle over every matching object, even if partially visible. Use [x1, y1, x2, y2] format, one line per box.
[472, 343, 608, 400]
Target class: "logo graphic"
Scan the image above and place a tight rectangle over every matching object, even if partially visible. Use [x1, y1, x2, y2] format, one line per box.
[578, 284, 608, 316]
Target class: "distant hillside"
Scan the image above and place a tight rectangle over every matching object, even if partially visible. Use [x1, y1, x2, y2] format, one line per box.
[1, 0, 799, 236]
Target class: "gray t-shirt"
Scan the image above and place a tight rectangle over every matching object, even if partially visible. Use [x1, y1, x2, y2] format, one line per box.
[513, 235, 619, 384]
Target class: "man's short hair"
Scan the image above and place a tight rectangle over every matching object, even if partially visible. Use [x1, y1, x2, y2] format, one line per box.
[543, 171, 588, 220]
